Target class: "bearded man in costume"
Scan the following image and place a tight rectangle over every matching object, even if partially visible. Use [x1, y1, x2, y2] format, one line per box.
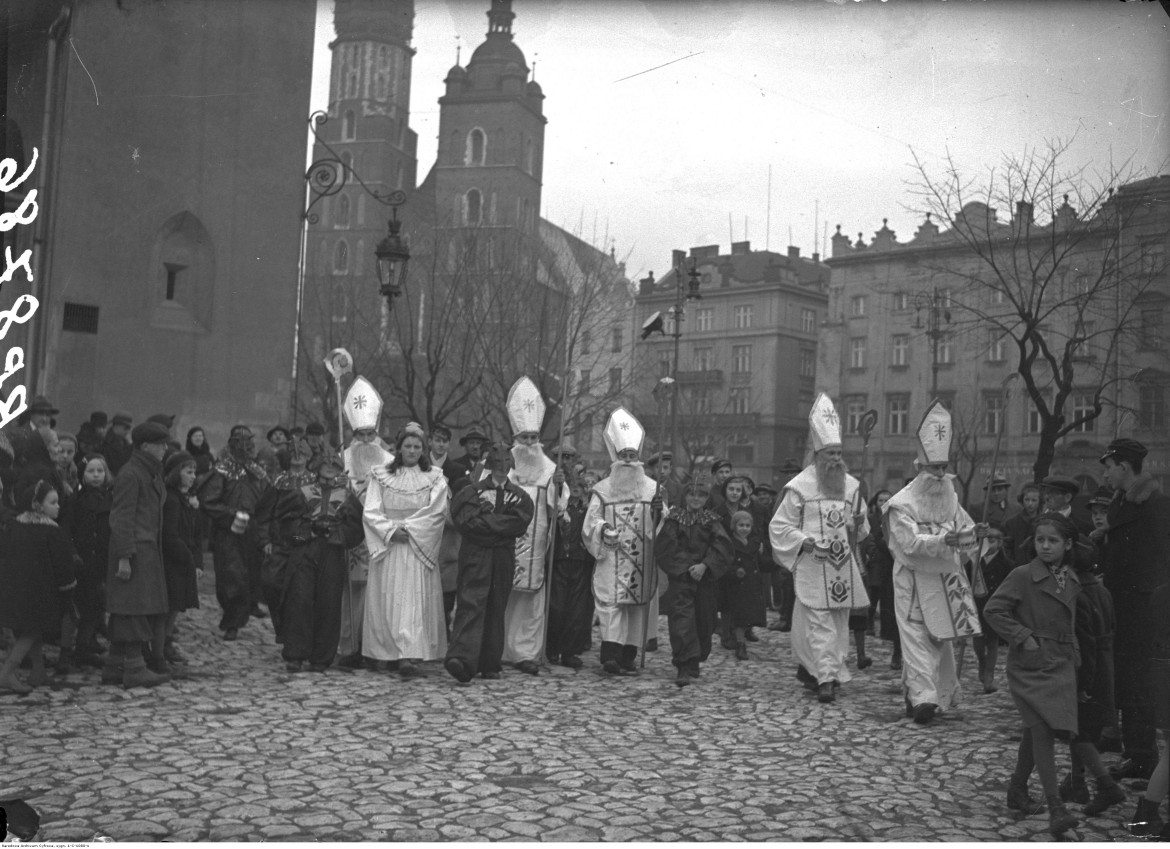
[582, 408, 663, 675]
[770, 393, 869, 704]
[337, 376, 395, 667]
[198, 426, 271, 640]
[883, 400, 984, 725]
[500, 377, 568, 675]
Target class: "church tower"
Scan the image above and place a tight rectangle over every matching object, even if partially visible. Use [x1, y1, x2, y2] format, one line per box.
[433, 0, 546, 234]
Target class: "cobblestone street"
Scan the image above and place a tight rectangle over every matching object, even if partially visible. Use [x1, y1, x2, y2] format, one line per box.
[1, 567, 1143, 842]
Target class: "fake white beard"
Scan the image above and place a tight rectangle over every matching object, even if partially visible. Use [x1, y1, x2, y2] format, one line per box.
[511, 442, 548, 483]
[814, 454, 849, 499]
[608, 461, 646, 500]
[349, 441, 387, 483]
[909, 472, 959, 524]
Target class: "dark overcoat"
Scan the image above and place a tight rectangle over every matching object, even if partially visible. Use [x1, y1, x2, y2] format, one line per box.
[106, 449, 169, 616]
[984, 559, 1081, 735]
[1074, 569, 1116, 737]
[0, 514, 76, 632]
[162, 486, 202, 611]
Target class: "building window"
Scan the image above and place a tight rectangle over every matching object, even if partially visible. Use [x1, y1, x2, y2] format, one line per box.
[850, 338, 866, 369]
[333, 239, 349, 273]
[1141, 308, 1164, 348]
[734, 305, 752, 329]
[799, 347, 816, 378]
[850, 295, 867, 317]
[62, 303, 100, 334]
[693, 347, 713, 371]
[466, 128, 486, 166]
[730, 387, 751, 414]
[892, 292, 909, 311]
[336, 194, 351, 229]
[727, 443, 754, 465]
[1027, 394, 1049, 434]
[465, 189, 483, 225]
[1070, 393, 1096, 433]
[608, 367, 622, 394]
[801, 308, 816, 333]
[343, 110, 356, 141]
[892, 334, 909, 366]
[578, 369, 591, 395]
[611, 327, 622, 353]
[732, 345, 751, 374]
[1139, 384, 1165, 429]
[581, 330, 592, 355]
[1140, 241, 1165, 275]
[984, 393, 1004, 435]
[846, 397, 867, 434]
[690, 387, 711, 415]
[659, 354, 671, 378]
[938, 334, 954, 365]
[988, 331, 1006, 362]
[696, 308, 713, 332]
[888, 395, 909, 435]
[163, 263, 184, 300]
[331, 282, 348, 323]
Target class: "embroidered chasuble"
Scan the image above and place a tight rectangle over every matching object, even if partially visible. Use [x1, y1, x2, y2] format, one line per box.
[583, 476, 660, 606]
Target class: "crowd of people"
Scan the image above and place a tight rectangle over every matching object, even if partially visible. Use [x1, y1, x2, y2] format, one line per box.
[1, 386, 1167, 839]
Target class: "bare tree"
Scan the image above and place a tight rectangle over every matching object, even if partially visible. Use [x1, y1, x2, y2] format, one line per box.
[908, 138, 1167, 480]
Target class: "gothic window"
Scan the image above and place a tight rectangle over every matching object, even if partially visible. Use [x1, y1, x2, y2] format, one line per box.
[466, 128, 486, 166]
[151, 210, 215, 331]
[465, 189, 483, 226]
[373, 45, 392, 100]
[343, 110, 356, 141]
[332, 282, 348, 324]
[341, 45, 360, 99]
[336, 195, 350, 228]
[341, 151, 353, 177]
[334, 239, 349, 274]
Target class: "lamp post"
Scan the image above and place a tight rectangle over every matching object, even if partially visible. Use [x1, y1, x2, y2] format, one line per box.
[374, 190, 410, 310]
[913, 286, 953, 397]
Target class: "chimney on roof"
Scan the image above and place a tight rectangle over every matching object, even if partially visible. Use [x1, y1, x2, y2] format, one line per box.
[671, 249, 686, 269]
[787, 246, 800, 260]
[690, 245, 720, 260]
[812, 252, 820, 264]
[731, 240, 751, 255]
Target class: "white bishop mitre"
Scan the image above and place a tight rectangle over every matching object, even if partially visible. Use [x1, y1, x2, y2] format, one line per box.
[603, 407, 644, 463]
[917, 399, 952, 464]
[808, 392, 842, 452]
[506, 376, 545, 435]
[343, 376, 383, 433]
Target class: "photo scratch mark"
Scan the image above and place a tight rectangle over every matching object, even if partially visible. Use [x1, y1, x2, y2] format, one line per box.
[69, 39, 100, 106]
[128, 145, 141, 165]
[613, 52, 704, 84]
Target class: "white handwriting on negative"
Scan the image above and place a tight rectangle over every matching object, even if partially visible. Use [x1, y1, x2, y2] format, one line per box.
[0, 147, 41, 429]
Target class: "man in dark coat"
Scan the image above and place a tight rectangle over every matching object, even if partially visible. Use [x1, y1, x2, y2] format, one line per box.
[198, 425, 270, 641]
[76, 411, 108, 459]
[428, 424, 461, 485]
[979, 476, 1013, 530]
[2, 395, 57, 493]
[101, 413, 134, 476]
[1004, 482, 1042, 565]
[1097, 438, 1170, 781]
[657, 481, 733, 686]
[105, 422, 171, 688]
[448, 428, 489, 484]
[255, 452, 364, 672]
[544, 479, 595, 668]
[444, 441, 534, 683]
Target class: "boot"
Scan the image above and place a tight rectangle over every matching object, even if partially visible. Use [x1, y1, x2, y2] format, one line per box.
[122, 653, 170, 689]
[1083, 778, 1126, 816]
[163, 639, 186, 664]
[1006, 782, 1044, 814]
[100, 646, 125, 685]
[1046, 796, 1078, 837]
[1059, 772, 1090, 805]
[1127, 798, 1164, 837]
[55, 648, 80, 675]
[735, 641, 748, 661]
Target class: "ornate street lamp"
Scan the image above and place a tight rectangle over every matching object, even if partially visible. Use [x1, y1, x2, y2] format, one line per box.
[374, 192, 410, 308]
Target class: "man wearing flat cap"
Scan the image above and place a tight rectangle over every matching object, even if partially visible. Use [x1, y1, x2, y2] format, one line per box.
[4, 395, 60, 484]
[198, 425, 271, 641]
[1041, 475, 1094, 538]
[102, 413, 134, 476]
[1097, 438, 1170, 781]
[449, 428, 490, 485]
[980, 477, 1012, 531]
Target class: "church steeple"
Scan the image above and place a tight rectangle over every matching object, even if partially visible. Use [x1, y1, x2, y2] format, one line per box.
[487, 0, 515, 36]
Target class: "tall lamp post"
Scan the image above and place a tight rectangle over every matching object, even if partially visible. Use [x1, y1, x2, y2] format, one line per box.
[374, 190, 410, 310]
[913, 286, 953, 397]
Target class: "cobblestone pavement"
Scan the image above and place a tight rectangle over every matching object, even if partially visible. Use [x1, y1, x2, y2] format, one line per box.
[1, 566, 1146, 842]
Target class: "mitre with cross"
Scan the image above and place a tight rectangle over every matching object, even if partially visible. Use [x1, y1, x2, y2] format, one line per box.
[603, 407, 644, 462]
[916, 399, 952, 465]
[808, 392, 843, 453]
[343, 376, 383, 433]
[506, 376, 545, 436]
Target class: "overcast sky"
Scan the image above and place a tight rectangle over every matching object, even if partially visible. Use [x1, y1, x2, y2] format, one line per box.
[311, 0, 1170, 282]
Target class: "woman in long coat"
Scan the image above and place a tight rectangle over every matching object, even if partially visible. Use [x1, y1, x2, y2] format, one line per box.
[983, 512, 1082, 837]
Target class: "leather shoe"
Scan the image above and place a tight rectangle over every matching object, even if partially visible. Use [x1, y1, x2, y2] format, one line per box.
[560, 655, 583, 669]
[817, 682, 835, 703]
[602, 660, 622, 675]
[912, 703, 938, 725]
[1110, 758, 1154, 781]
[444, 657, 472, 683]
[516, 660, 539, 676]
[480, 670, 501, 680]
[857, 656, 873, 670]
[399, 659, 421, 678]
[644, 639, 658, 652]
[675, 668, 693, 688]
[223, 628, 239, 641]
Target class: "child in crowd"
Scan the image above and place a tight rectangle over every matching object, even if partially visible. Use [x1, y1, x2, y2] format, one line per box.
[964, 527, 1012, 693]
[723, 511, 767, 660]
[983, 512, 1084, 837]
[67, 454, 113, 670]
[0, 480, 77, 694]
[1128, 580, 1169, 838]
[161, 452, 203, 670]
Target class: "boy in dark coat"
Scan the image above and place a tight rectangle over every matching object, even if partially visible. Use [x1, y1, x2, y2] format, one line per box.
[545, 480, 595, 668]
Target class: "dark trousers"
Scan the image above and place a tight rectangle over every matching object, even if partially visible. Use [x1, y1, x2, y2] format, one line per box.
[1115, 651, 1157, 765]
[75, 571, 106, 651]
[446, 552, 513, 676]
[600, 641, 638, 667]
[279, 544, 347, 667]
[879, 576, 901, 654]
[771, 569, 795, 624]
[546, 558, 594, 660]
[212, 528, 258, 631]
[667, 575, 717, 669]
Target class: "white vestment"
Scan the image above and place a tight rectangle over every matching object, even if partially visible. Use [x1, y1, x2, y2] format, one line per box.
[583, 474, 660, 646]
[361, 464, 449, 661]
[338, 443, 394, 656]
[502, 451, 568, 664]
[883, 479, 979, 709]
[769, 466, 869, 685]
